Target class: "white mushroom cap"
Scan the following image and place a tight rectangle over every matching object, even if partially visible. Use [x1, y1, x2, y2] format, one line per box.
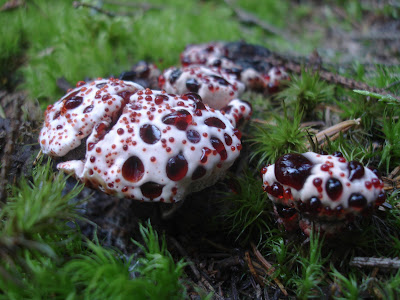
[39, 78, 143, 157]
[58, 89, 244, 203]
[159, 66, 245, 110]
[262, 152, 386, 229]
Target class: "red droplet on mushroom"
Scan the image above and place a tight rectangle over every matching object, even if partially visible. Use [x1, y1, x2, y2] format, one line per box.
[348, 193, 367, 209]
[83, 105, 94, 113]
[140, 124, 161, 144]
[309, 197, 322, 214]
[376, 191, 386, 206]
[186, 78, 201, 93]
[224, 133, 232, 145]
[186, 129, 201, 143]
[325, 178, 343, 201]
[348, 161, 365, 181]
[162, 110, 192, 130]
[140, 181, 164, 199]
[95, 122, 109, 140]
[276, 204, 297, 219]
[117, 128, 124, 135]
[210, 137, 227, 160]
[155, 94, 169, 105]
[169, 69, 182, 84]
[233, 128, 241, 139]
[96, 82, 106, 89]
[204, 117, 226, 129]
[275, 153, 313, 190]
[166, 152, 188, 181]
[210, 75, 230, 86]
[183, 92, 202, 102]
[64, 96, 83, 110]
[192, 165, 207, 180]
[268, 182, 284, 198]
[200, 147, 212, 163]
[117, 91, 135, 105]
[122, 156, 145, 182]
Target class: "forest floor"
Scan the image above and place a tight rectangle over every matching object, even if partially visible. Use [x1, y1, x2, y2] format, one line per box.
[1, 0, 400, 299]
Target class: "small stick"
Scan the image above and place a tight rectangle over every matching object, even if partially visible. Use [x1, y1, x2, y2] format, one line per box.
[350, 257, 400, 269]
[244, 251, 264, 287]
[306, 118, 361, 149]
[251, 243, 288, 297]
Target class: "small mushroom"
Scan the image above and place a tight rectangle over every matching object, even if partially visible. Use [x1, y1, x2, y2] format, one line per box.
[261, 152, 386, 235]
[39, 78, 143, 157]
[159, 65, 245, 110]
[54, 88, 249, 203]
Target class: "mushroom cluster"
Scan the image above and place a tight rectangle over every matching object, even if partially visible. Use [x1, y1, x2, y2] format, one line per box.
[40, 77, 252, 203]
[261, 152, 386, 235]
[159, 65, 245, 109]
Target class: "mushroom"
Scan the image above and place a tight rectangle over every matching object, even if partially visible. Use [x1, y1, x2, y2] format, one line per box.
[119, 61, 161, 89]
[158, 65, 245, 110]
[261, 152, 386, 235]
[52, 87, 251, 203]
[179, 42, 288, 94]
[39, 78, 143, 157]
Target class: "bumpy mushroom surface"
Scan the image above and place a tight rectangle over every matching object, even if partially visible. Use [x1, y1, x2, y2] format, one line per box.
[261, 152, 386, 235]
[55, 88, 251, 203]
[39, 78, 143, 157]
[179, 42, 289, 93]
[159, 65, 245, 110]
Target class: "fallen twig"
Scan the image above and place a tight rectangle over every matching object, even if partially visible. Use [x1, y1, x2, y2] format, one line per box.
[251, 243, 288, 297]
[350, 257, 400, 269]
[306, 118, 361, 149]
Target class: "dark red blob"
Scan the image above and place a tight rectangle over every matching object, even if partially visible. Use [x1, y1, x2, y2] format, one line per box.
[325, 178, 343, 201]
[200, 147, 212, 163]
[192, 165, 207, 180]
[166, 152, 188, 181]
[220, 105, 232, 115]
[140, 181, 164, 199]
[224, 133, 232, 146]
[96, 82, 106, 89]
[117, 128, 124, 135]
[95, 122, 109, 140]
[169, 69, 182, 84]
[210, 75, 230, 86]
[309, 197, 322, 214]
[348, 161, 365, 181]
[210, 137, 227, 160]
[63, 89, 80, 101]
[53, 111, 61, 120]
[186, 78, 201, 93]
[348, 193, 367, 209]
[233, 129, 242, 140]
[64, 96, 83, 110]
[187, 130, 201, 143]
[88, 142, 95, 151]
[333, 151, 343, 157]
[162, 110, 192, 131]
[140, 124, 161, 144]
[313, 177, 322, 187]
[122, 156, 145, 182]
[83, 105, 94, 113]
[155, 94, 169, 105]
[268, 182, 284, 198]
[194, 99, 207, 111]
[183, 92, 202, 102]
[376, 191, 386, 206]
[275, 153, 313, 190]
[204, 117, 226, 129]
[117, 91, 135, 105]
[275, 204, 297, 219]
